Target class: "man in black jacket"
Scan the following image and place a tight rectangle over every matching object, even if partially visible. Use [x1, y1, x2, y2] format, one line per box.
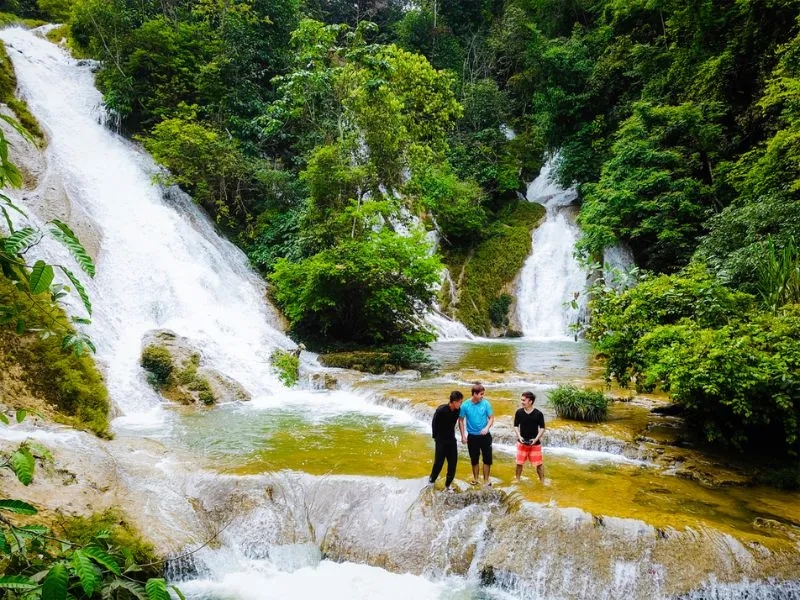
[428, 391, 466, 491]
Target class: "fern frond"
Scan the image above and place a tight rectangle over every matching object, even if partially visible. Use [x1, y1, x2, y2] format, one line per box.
[49, 219, 95, 277]
[59, 266, 92, 316]
[4, 227, 38, 255]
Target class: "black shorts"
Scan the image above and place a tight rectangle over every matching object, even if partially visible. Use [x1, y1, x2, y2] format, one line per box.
[467, 433, 492, 466]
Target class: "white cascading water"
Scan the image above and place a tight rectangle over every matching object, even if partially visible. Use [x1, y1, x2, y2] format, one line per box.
[395, 211, 474, 340]
[516, 157, 587, 339]
[0, 27, 295, 417]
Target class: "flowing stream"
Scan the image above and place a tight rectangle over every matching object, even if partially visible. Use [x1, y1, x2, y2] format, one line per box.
[2, 27, 800, 600]
[516, 159, 587, 339]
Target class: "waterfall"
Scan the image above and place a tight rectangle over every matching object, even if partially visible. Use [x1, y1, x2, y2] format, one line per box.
[516, 157, 588, 339]
[0, 28, 295, 417]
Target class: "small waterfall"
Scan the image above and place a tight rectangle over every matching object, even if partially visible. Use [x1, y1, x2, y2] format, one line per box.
[0, 28, 295, 416]
[516, 157, 588, 339]
[392, 210, 473, 340]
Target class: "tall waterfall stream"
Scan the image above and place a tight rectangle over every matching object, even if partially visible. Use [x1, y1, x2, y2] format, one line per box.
[1, 27, 799, 600]
[516, 159, 588, 339]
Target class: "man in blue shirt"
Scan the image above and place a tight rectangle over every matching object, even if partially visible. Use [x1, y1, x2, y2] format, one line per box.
[459, 382, 494, 486]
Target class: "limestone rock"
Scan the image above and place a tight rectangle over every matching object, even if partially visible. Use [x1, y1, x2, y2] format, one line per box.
[140, 329, 252, 405]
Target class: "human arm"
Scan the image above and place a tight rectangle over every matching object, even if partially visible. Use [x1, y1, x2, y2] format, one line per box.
[513, 410, 523, 443]
[458, 417, 466, 443]
[480, 414, 494, 436]
[431, 408, 440, 440]
[532, 414, 545, 444]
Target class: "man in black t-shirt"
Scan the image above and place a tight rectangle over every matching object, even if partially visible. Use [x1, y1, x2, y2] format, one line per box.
[428, 391, 466, 491]
[513, 391, 545, 483]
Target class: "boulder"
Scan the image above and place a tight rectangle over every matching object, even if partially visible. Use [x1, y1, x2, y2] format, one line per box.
[140, 329, 252, 405]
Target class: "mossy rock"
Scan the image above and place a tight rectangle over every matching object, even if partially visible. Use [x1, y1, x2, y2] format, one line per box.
[318, 351, 395, 374]
[140, 330, 251, 405]
[442, 201, 545, 336]
[140, 345, 173, 387]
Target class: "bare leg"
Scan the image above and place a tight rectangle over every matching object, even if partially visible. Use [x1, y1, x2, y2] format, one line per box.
[536, 463, 545, 484]
[515, 464, 523, 482]
[471, 463, 479, 483]
[483, 463, 490, 483]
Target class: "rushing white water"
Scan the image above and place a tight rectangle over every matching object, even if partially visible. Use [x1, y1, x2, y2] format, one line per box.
[516, 157, 587, 339]
[1, 28, 295, 416]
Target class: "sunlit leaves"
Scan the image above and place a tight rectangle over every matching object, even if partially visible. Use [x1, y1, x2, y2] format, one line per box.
[10, 447, 35, 485]
[145, 578, 171, 600]
[4, 228, 39, 255]
[0, 499, 37, 515]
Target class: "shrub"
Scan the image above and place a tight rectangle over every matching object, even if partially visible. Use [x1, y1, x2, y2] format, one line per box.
[548, 385, 609, 422]
[271, 229, 441, 346]
[270, 349, 299, 387]
[140, 345, 173, 387]
[405, 166, 488, 246]
[489, 293, 513, 327]
[385, 343, 438, 372]
[585, 264, 754, 387]
[640, 306, 800, 452]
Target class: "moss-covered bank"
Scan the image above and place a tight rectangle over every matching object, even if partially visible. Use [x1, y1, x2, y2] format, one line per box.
[0, 278, 110, 436]
[442, 201, 545, 335]
[0, 39, 44, 143]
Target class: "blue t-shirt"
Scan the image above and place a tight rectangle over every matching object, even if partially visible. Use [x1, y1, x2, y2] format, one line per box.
[460, 399, 493, 435]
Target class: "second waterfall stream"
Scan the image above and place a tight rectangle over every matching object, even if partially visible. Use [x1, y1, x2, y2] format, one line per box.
[516, 158, 588, 339]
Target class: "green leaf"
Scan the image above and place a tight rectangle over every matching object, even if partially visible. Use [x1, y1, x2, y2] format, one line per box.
[1, 192, 27, 219]
[15, 409, 26, 423]
[0, 532, 10, 554]
[49, 220, 95, 277]
[29, 261, 54, 295]
[72, 549, 100, 596]
[0, 575, 38, 590]
[10, 447, 35, 485]
[145, 578, 170, 600]
[0, 114, 34, 144]
[170, 585, 186, 600]
[81, 546, 121, 576]
[106, 580, 147, 600]
[0, 499, 37, 514]
[58, 267, 92, 316]
[4, 227, 38, 254]
[17, 525, 48, 536]
[0, 413, 9, 425]
[42, 563, 68, 600]
[1, 205, 13, 232]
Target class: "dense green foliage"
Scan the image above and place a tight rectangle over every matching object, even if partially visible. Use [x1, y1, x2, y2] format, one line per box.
[548, 385, 609, 422]
[586, 266, 800, 453]
[22, 0, 799, 453]
[0, 416, 172, 600]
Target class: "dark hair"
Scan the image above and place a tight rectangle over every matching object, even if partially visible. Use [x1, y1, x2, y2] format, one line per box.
[521, 391, 535, 402]
[449, 391, 464, 403]
[471, 382, 485, 395]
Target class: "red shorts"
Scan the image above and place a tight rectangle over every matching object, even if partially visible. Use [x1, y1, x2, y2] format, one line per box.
[516, 442, 543, 466]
